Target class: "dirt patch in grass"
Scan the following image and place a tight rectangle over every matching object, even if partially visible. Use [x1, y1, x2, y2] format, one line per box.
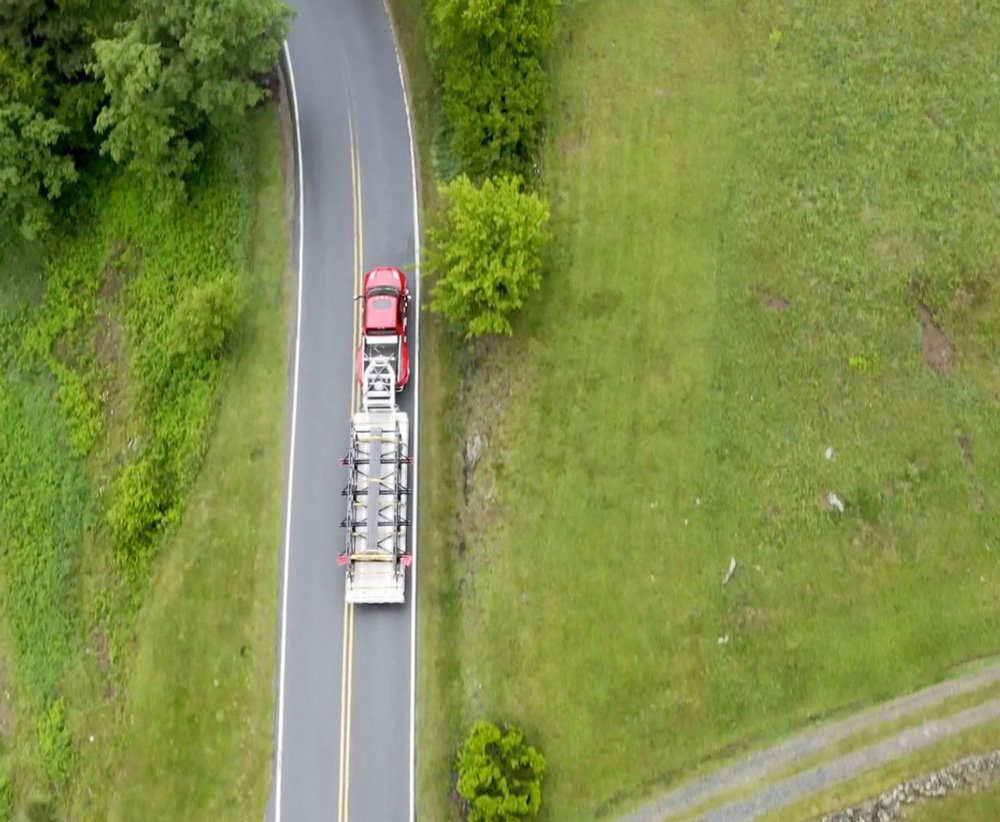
[94, 318, 121, 369]
[556, 135, 578, 156]
[958, 434, 974, 467]
[916, 303, 955, 375]
[99, 250, 124, 301]
[761, 291, 790, 311]
[89, 629, 111, 677]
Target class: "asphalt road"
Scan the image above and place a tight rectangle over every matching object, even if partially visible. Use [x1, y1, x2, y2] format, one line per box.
[270, 1, 419, 820]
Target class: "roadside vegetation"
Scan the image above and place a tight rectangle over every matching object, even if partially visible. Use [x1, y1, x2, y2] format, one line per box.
[456, 720, 546, 822]
[0, 103, 288, 821]
[428, 175, 549, 339]
[909, 775, 1000, 821]
[403, 0, 1000, 819]
[0, 1, 292, 817]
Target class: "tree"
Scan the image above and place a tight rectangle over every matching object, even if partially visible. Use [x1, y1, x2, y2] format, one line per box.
[0, 0, 122, 236]
[92, 0, 294, 189]
[0, 0, 122, 140]
[430, 0, 557, 180]
[428, 174, 549, 339]
[455, 720, 545, 822]
[0, 103, 78, 239]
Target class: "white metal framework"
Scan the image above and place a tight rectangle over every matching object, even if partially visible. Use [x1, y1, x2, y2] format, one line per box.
[339, 356, 411, 603]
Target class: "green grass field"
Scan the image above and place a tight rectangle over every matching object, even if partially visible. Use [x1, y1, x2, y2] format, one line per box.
[417, 1, 1000, 819]
[908, 775, 1000, 821]
[0, 104, 287, 819]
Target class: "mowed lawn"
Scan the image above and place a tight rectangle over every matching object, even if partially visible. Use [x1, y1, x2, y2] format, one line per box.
[910, 777, 1000, 821]
[418, 1, 1000, 820]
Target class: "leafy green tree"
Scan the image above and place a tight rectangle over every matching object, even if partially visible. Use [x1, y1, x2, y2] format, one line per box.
[92, 0, 294, 189]
[430, 0, 557, 180]
[429, 174, 549, 339]
[456, 720, 545, 822]
[0, 0, 121, 236]
[0, 0, 121, 137]
[0, 103, 78, 239]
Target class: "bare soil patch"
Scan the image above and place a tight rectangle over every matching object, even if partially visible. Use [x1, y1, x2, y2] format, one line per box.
[99, 250, 124, 300]
[761, 291, 790, 311]
[958, 434, 974, 467]
[916, 303, 955, 375]
[556, 135, 578, 156]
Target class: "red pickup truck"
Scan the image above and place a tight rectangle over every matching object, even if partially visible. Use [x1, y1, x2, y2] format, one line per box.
[355, 266, 411, 391]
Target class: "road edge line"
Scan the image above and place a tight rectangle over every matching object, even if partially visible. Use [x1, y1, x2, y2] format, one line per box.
[273, 39, 306, 822]
[379, 3, 423, 820]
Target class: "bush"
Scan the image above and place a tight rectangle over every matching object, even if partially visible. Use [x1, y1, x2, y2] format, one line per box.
[170, 271, 243, 358]
[456, 720, 545, 822]
[53, 365, 101, 458]
[428, 174, 549, 339]
[430, 0, 557, 180]
[106, 455, 167, 557]
[36, 698, 73, 788]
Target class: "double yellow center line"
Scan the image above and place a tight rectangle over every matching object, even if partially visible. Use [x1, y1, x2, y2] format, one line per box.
[338, 114, 364, 822]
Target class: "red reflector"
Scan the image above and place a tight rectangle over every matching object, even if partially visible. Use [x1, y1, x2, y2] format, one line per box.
[336, 554, 348, 566]
[401, 554, 412, 567]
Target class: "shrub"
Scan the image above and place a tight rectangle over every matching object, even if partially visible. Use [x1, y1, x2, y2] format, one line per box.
[456, 720, 545, 822]
[53, 365, 101, 458]
[428, 174, 549, 339]
[170, 271, 243, 358]
[106, 455, 166, 557]
[36, 698, 73, 788]
[430, 0, 557, 180]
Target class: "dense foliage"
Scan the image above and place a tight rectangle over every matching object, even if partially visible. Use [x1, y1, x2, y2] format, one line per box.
[0, 0, 122, 237]
[92, 0, 293, 191]
[0, 0, 292, 236]
[428, 174, 549, 338]
[429, 0, 557, 181]
[455, 720, 545, 822]
[0, 75, 264, 819]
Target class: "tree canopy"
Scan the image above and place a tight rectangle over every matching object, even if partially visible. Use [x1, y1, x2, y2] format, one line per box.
[92, 0, 294, 188]
[0, 0, 293, 237]
[430, 0, 557, 181]
[0, 0, 122, 237]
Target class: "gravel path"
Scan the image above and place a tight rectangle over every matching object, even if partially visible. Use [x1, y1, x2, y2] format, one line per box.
[697, 697, 1000, 821]
[616, 661, 1000, 822]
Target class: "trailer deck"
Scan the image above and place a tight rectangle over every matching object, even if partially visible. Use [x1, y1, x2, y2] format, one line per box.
[339, 355, 411, 604]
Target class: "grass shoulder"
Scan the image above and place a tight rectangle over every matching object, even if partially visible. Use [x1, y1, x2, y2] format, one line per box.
[411, 0, 1000, 819]
[0, 102, 288, 819]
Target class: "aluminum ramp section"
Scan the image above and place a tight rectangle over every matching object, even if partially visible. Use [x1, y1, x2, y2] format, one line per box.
[339, 355, 411, 604]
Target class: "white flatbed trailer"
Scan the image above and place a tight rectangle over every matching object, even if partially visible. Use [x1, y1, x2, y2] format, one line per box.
[338, 355, 411, 604]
